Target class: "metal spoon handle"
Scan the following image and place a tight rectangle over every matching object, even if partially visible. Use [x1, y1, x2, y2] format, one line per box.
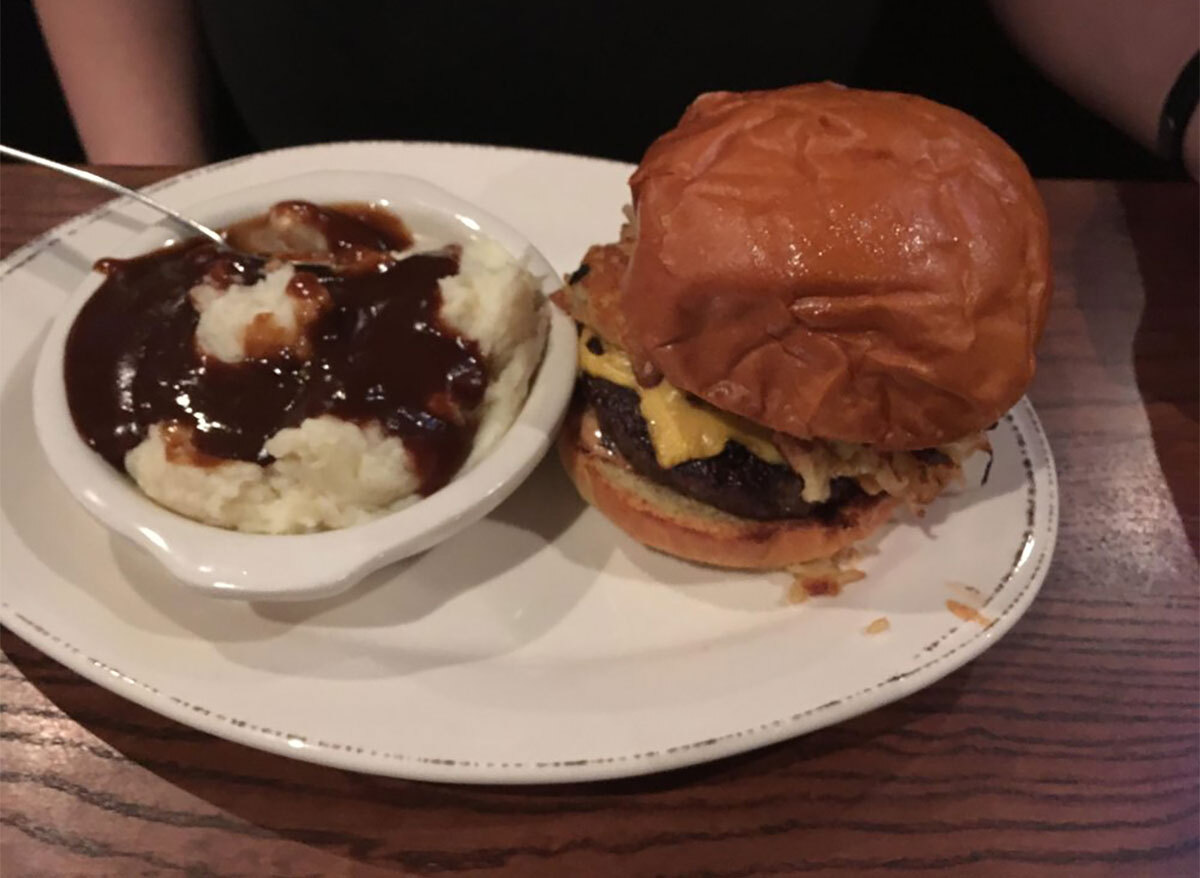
[0, 143, 225, 246]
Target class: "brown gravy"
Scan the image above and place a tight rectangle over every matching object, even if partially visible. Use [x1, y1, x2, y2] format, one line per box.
[224, 200, 413, 263]
[65, 201, 486, 496]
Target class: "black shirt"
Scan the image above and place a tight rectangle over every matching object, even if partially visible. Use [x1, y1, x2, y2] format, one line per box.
[198, 1, 882, 162]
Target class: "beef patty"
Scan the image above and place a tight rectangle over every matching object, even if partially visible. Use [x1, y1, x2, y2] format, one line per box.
[582, 375, 863, 521]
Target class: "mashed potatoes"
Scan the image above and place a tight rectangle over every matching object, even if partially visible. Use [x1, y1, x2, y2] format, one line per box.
[127, 417, 419, 532]
[126, 237, 547, 534]
[190, 263, 330, 363]
[439, 239, 548, 468]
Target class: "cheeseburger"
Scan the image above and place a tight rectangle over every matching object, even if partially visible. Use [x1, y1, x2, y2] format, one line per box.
[555, 83, 1051, 570]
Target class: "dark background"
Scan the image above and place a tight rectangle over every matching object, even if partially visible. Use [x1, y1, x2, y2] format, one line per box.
[0, 0, 1183, 178]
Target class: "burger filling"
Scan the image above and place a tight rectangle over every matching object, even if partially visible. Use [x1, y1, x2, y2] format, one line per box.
[583, 373, 862, 521]
[576, 328, 983, 521]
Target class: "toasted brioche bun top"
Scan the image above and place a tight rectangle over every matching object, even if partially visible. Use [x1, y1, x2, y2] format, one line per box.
[623, 83, 1051, 450]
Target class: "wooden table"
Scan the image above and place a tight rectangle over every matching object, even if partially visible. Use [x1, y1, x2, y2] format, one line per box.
[1, 165, 1196, 877]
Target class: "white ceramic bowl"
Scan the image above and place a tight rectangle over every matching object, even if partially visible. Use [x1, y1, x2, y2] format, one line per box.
[32, 170, 576, 600]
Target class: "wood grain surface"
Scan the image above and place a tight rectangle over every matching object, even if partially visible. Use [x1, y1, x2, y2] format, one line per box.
[1, 165, 1197, 877]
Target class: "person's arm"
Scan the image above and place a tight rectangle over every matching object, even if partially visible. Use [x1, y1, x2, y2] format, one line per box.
[34, 0, 211, 164]
[992, 0, 1198, 178]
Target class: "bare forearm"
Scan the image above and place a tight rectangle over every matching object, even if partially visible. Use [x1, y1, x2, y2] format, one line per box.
[34, 0, 210, 164]
[992, 0, 1198, 176]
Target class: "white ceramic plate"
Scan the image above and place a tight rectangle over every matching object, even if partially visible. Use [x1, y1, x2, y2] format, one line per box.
[0, 142, 1058, 783]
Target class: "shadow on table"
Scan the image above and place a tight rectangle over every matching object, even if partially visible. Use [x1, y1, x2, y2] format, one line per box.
[1063, 183, 1199, 559]
[1119, 183, 1199, 557]
[4, 623, 975, 873]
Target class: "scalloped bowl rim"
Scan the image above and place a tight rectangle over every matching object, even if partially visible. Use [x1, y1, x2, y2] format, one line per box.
[31, 169, 577, 600]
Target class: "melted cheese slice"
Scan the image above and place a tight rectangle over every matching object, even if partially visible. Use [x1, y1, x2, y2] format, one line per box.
[578, 330, 783, 468]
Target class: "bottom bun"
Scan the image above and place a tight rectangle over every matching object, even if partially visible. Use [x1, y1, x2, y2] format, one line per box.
[557, 407, 900, 570]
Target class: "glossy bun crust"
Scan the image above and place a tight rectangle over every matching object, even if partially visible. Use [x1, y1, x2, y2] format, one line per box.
[624, 83, 1051, 450]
